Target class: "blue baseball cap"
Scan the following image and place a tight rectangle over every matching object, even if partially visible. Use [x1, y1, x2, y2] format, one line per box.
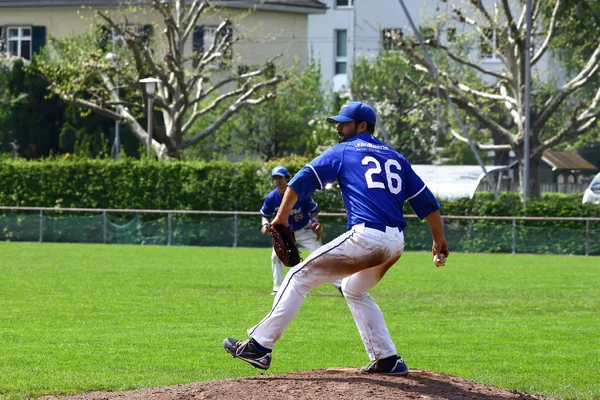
[327, 101, 377, 125]
[271, 166, 289, 177]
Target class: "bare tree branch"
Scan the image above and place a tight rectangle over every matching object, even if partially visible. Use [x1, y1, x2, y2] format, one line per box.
[423, 41, 508, 81]
[182, 93, 277, 148]
[450, 3, 510, 66]
[534, 42, 600, 131]
[538, 86, 600, 153]
[450, 129, 512, 151]
[182, 74, 284, 133]
[531, 0, 561, 65]
[501, 0, 519, 44]
[190, 54, 280, 107]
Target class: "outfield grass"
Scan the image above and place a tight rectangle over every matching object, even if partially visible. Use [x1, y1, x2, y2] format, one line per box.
[0, 242, 598, 400]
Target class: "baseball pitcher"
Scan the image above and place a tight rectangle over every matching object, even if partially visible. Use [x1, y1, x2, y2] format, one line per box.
[225, 102, 449, 375]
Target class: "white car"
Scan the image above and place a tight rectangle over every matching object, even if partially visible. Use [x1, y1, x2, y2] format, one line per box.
[582, 172, 600, 205]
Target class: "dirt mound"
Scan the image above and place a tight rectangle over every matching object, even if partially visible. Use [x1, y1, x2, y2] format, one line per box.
[42, 369, 555, 400]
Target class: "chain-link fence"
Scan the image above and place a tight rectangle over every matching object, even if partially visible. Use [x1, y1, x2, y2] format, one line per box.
[1, 207, 599, 255]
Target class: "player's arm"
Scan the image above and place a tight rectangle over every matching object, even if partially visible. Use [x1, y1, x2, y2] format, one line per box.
[260, 198, 274, 234]
[425, 210, 449, 260]
[261, 215, 271, 235]
[403, 160, 449, 261]
[271, 187, 299, 227]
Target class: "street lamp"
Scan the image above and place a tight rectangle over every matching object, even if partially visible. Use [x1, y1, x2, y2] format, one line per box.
[139, 77, 162, 158]
[105, 52, 121, 160]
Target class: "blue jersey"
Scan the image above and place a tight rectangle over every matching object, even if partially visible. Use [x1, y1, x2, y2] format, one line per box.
[295, 133, 437, 231]
[261, 188, 319, 231]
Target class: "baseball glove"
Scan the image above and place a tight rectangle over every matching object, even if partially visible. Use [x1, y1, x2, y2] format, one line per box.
[266, 223, 302, 267]
[307, 221, 323, 241]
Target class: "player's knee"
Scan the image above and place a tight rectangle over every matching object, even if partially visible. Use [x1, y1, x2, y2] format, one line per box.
[341, 285, 368, 301]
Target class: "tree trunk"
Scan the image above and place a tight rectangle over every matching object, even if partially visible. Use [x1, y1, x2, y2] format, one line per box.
[518, 151, 543, 201]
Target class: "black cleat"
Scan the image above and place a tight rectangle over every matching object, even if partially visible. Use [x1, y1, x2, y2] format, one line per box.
[360, 355, 409, 376]
[223, 337, 272, 370]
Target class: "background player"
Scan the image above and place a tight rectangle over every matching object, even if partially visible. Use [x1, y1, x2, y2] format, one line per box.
[260, 166, 342, 295]
[225, 102, 449, 374]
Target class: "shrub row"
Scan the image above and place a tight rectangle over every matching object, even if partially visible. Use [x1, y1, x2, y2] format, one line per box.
[1, 158, 599, 223]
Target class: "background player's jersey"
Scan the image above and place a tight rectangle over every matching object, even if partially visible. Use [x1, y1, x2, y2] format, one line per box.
[261, 189, 319, 231]
[308, 133, 427, 230]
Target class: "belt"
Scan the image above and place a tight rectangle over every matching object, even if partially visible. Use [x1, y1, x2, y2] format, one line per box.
[363, 222, 389, 232]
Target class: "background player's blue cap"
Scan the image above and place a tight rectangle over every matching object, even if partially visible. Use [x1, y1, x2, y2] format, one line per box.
[271, 166, 289, 177]
[327, 102, 377, 125]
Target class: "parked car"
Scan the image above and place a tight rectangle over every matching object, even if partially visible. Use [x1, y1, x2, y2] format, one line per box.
[582, 172, 600, 204]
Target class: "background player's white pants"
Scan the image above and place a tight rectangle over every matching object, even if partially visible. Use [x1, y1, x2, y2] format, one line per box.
[252, 223, 404, 361]
[271, 227, 342, 292]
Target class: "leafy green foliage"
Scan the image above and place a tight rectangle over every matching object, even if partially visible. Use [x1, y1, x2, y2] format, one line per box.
[351, 52, 438, 163]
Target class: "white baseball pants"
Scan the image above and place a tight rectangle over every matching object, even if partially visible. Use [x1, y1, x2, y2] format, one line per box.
[271, 227, 342, 292]
[251, 223, 405, 362]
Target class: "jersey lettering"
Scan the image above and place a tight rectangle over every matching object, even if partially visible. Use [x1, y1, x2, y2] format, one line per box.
[361, 156, 402, 195]
[361, 156, 385, 189]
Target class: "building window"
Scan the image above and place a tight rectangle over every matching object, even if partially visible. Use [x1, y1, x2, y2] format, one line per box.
[335, 0, 353, 8]
[193, 25, 233, 68]
[381, 28, 403, 51]
[420, 27, 435, 41]
[335, 29, 347, 75]
[446, 27, 457, 43]
[480, 27, 499, 60]
[7, 26, 32, 60]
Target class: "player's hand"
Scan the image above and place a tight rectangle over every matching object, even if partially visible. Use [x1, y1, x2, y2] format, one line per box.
[432, 238, 449, 260]
[307, 221, 323, 240]
[261, 224, 269, 235]
[271, 214, 288, 227]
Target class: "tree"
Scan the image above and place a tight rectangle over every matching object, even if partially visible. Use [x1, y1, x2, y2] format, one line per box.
[397, 0, 600, 199]
[36, 0, 284, 159]
[0, 58, 66, 158]
[350, 51, 439, 164]
[189, 59, 333, 161]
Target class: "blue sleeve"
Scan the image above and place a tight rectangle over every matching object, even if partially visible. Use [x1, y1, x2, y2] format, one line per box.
[408, 186, 440, 220]
[288, 166, 320, 201]
[305, 196, 318, 213]
[260, 195, 274, 217]
[306, 145, 344, 189]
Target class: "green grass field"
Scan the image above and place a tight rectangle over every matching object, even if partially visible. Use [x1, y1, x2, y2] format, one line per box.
[0, 242, 599, 400]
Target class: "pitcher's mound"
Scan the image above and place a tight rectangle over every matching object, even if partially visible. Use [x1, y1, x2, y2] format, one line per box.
[42, 369, 555, 400]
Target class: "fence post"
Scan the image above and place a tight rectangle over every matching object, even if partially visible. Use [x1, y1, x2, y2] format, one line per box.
[103, 211, 107, 244]
[39, 210, 43, 243]
[167, 212, 172, 246]
[512, 218, 516, 254]
[233, 213, 238, 248]
[585, 219, 590, 257]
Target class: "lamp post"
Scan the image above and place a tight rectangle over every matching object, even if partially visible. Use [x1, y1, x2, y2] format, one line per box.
[105, 52, 120, 160]
[139, 77, 161, 158]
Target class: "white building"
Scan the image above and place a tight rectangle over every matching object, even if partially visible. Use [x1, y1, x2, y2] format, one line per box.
[308, 0, 560, 92]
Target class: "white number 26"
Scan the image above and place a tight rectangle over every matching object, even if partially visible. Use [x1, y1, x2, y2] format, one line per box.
[361, 156, 402, 194]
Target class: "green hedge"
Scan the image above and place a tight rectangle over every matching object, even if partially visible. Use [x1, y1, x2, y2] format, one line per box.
[2, 158, 599, 219]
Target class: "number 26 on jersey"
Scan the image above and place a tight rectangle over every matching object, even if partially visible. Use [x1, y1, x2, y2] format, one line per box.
[361, 156, 402, 194]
